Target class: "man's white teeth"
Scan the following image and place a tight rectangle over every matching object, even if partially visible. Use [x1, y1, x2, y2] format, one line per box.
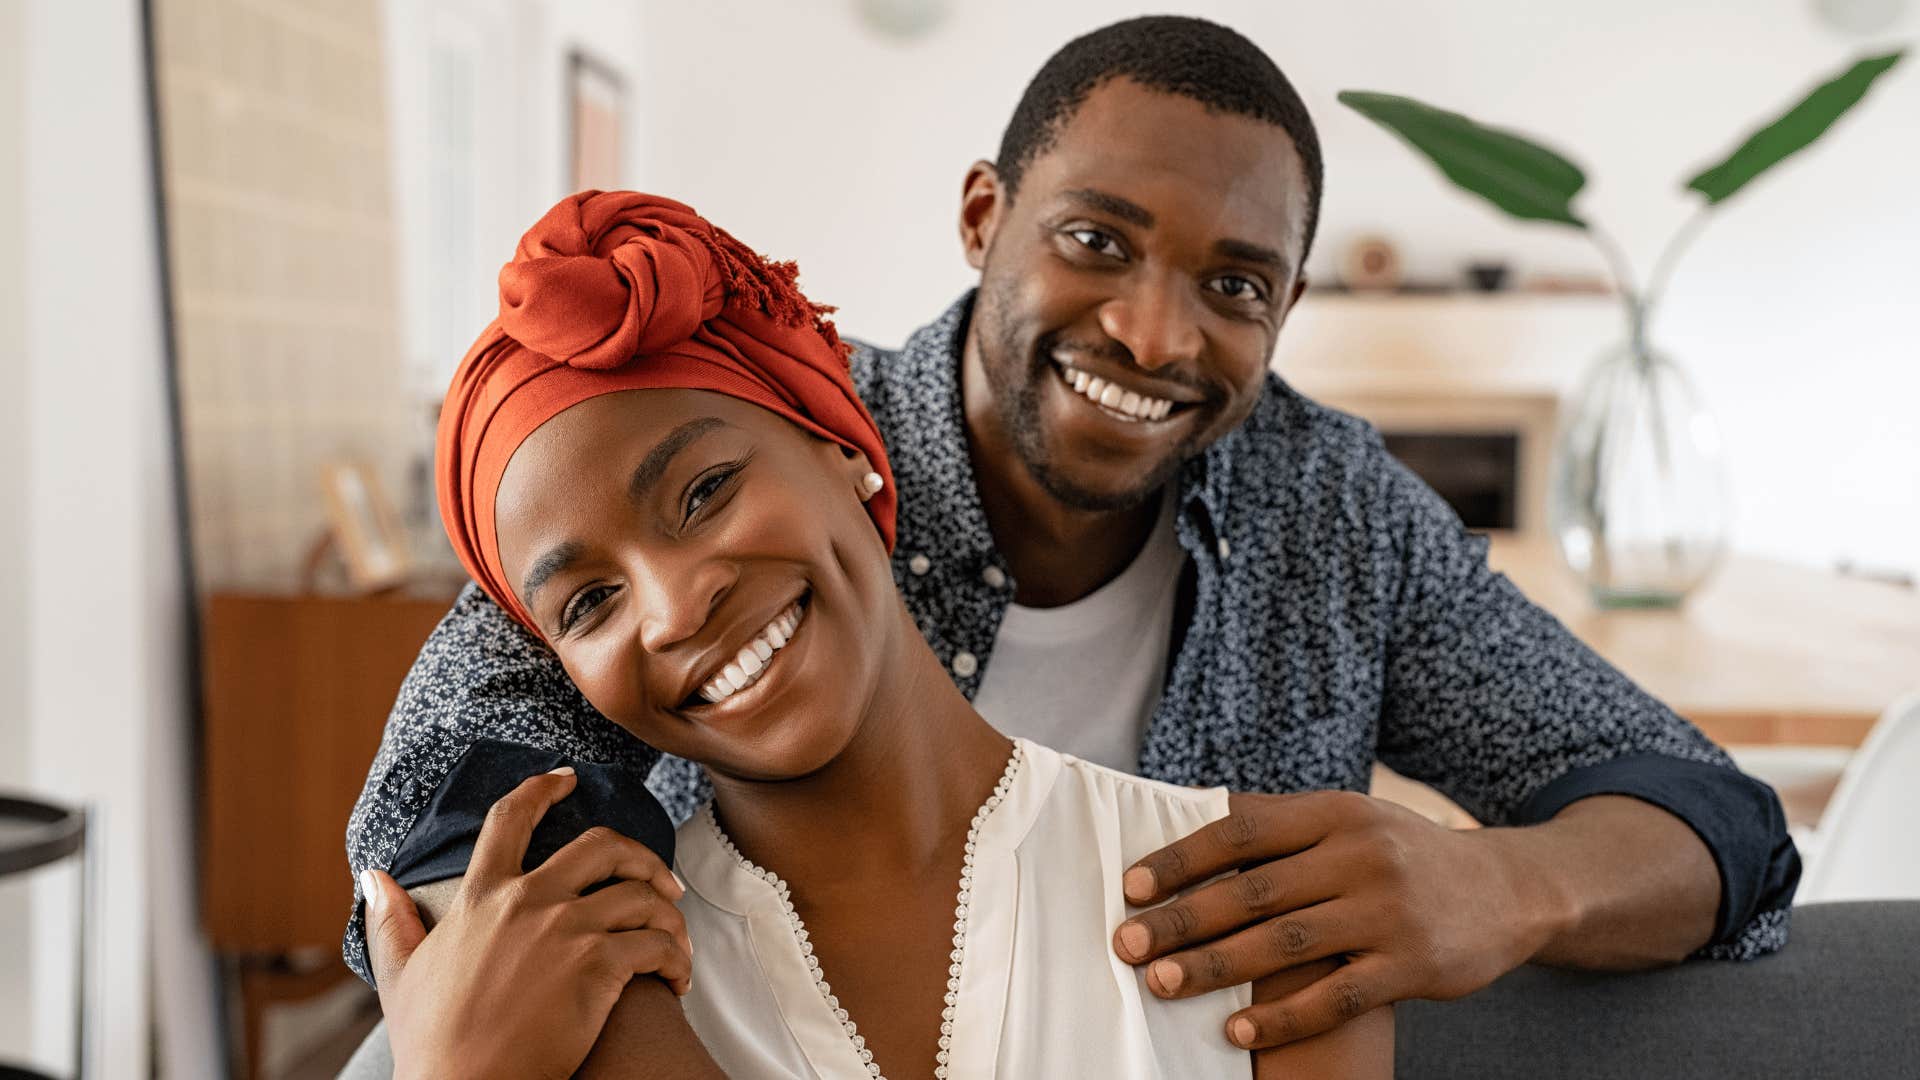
[698, 602, 804, 704]
[1055, 362, 1175, 422]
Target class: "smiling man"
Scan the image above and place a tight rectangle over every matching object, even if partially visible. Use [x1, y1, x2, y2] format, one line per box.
[347, 14, 1798, 1055]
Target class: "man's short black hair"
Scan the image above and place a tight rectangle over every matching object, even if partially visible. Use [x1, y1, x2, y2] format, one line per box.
[995, 15, 1324, 264]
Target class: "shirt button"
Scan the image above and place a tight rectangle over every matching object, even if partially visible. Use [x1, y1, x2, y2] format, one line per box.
[1217, 538, 1232, 560]
[951, 651, 979, 678]
[908, 554, 932, 576]
[981, 565, 1007, 589]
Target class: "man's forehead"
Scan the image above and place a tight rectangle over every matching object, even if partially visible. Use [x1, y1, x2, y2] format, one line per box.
[1026, 79, 1309, 254]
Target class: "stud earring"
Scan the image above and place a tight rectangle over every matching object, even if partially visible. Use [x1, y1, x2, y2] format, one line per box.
[860, 472, 885, 498]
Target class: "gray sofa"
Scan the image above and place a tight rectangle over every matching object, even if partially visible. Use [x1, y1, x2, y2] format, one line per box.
[342, 900, 1920, 1078]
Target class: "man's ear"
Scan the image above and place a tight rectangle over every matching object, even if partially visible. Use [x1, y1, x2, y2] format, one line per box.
[959, 160, 1005, 272]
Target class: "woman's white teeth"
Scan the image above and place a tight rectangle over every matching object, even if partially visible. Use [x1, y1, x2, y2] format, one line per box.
[1055, 362, 1175, 422]
[699, 603, 804, 704]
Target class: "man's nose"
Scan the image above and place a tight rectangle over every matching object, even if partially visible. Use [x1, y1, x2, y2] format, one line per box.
[1097, 274, 1204, 372]
[632, 553, 734, 655]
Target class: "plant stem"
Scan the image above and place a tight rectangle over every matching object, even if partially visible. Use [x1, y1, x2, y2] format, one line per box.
[1584, 222, 1644, 337]
[1642, 205, 1714, 333]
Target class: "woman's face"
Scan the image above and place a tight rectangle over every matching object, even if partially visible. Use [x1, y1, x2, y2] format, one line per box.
[493, 388, 899, 782]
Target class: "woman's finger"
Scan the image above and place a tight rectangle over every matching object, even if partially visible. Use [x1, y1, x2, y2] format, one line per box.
[468, 767, 579, 887]
[606, 927, 695, 996]
[533, 824, 681, 899]
[575, 880, 692, 968]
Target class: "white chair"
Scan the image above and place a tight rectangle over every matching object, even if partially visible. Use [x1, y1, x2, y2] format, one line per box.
[1798, 691, 1920, 902]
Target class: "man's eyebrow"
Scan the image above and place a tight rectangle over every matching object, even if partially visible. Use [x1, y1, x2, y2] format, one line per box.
[1061, 188, 1155, 228]
[628, 416, 727, 505]
[522, 540, 583, 609]
[1214, 237, 1289, 271]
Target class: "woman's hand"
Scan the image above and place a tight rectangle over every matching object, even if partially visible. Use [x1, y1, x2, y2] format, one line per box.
[362, 767, 693, 1080]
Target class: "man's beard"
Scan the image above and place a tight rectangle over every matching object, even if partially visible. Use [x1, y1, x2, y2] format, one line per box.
[973, 279, 1200, 513]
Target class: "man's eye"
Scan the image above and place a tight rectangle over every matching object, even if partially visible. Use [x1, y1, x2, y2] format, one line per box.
[1068, 228, 1124, 259]
[1208, 275, 1267, 302]
[560, 584, 616, 632]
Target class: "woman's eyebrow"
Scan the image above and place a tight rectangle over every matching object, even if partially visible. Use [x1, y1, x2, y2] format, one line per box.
[629, 416, 726, 505]
[522, 540, 584, 608]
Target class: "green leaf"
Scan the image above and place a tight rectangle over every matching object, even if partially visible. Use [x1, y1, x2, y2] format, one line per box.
[1338, 90, 1589, 228]
[1685, 49, 1907, 205]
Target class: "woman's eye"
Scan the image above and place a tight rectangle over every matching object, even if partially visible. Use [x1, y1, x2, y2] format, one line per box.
[1067, 228, 1124, 259]
[1208, 274, 1267, 302]
[685, 465, 739, 520]
[561, 584, 616, 632]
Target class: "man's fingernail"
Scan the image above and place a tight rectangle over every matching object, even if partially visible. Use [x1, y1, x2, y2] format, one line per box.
[1150, 958, 1184, 994]
[547, 765, 576, 776]
[1124, 866, 1155, 901]
[359, 870, 382, 915]
[1229, 1016, 1258, 1047]
[1117, 922, 1150, 961]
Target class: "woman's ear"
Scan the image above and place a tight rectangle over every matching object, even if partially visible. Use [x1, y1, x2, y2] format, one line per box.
[841, 447, 884, 502]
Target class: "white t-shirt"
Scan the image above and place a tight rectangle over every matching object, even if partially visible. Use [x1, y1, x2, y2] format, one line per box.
[674, 739, 1250, 1079]
[970, 493, 1187, 773]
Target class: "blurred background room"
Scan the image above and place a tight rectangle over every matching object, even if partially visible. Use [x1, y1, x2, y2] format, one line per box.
[3, 0, 1916, 1076]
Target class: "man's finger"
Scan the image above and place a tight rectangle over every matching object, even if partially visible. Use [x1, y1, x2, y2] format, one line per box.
[469, 767, 578, 886]
[533, 824, 680, 900]
[1125, 792, 1342, 905]
[362, 868, 426, 991]
[1114, 849, 1341, 963]
[1225, 955, 1396, 1049]
[1141, 901, 1365, 998]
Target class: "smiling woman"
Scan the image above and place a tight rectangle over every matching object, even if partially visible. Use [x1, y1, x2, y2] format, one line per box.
[352, 190, 1391, 1078]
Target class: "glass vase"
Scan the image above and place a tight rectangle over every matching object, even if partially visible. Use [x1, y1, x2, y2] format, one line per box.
[1549, 326, 1729, 607]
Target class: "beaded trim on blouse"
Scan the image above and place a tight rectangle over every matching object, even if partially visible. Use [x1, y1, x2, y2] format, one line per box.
[703, 741, 1026, 1080]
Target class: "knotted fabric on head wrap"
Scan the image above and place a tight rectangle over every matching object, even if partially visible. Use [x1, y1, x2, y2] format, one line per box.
[436, 191, 896, 634]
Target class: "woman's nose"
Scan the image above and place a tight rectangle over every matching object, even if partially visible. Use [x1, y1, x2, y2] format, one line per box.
[631, 553, 734, 654]
[1097, 275, 1204, 372]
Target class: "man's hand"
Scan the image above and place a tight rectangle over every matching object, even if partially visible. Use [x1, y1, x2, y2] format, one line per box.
[364, 767, 693, 1080]
[1111, 790, 1576, 1051]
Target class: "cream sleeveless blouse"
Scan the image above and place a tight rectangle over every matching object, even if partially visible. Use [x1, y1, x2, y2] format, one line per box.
[673, 739, 1252, 1079]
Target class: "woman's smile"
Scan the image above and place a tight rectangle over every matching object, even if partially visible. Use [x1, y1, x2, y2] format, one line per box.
[682, 589, 814, 719]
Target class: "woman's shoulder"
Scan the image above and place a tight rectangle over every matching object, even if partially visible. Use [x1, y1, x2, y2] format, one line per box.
[1015, 740, 1230, 863]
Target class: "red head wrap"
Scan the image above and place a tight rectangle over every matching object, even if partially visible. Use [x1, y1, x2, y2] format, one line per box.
[436, 191, 896, 633]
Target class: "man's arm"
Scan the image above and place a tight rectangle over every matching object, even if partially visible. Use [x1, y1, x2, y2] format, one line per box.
[1369, 449, 1799, 958]
[1109, 442, 1797, 1050]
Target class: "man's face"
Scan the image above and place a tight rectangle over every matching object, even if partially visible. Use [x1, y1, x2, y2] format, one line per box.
[962, 78, 1312, 510]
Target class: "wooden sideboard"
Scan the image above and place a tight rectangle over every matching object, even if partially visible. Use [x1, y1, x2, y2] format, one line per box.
[199, 589, 455, 1077]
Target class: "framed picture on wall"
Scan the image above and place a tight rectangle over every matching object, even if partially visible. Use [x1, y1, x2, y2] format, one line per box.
[317, 460, 411, 592]
[568, 50, 625, 191]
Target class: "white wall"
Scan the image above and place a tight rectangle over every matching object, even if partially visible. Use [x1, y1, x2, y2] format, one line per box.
[0, 0, 34, 1061]
[386, 0, 649, 399]
[22, 0, 194, 1075]
[628, 0, 1920, 576]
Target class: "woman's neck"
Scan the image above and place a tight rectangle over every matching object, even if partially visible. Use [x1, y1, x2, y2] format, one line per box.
[704, 611, 1013, 893]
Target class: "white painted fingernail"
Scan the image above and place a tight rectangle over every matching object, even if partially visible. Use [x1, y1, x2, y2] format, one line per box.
[359, 870, 382, 915]
[547, 765, 575, 776]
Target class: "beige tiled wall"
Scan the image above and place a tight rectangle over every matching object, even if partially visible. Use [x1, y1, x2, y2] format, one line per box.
[153, 0, 413, 591]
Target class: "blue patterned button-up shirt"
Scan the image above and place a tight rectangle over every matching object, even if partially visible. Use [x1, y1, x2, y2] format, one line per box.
[344, 292, 1797, 985]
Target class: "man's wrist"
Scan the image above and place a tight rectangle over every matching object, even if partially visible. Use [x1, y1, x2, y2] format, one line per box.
[1469, 821, 1584, 964]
